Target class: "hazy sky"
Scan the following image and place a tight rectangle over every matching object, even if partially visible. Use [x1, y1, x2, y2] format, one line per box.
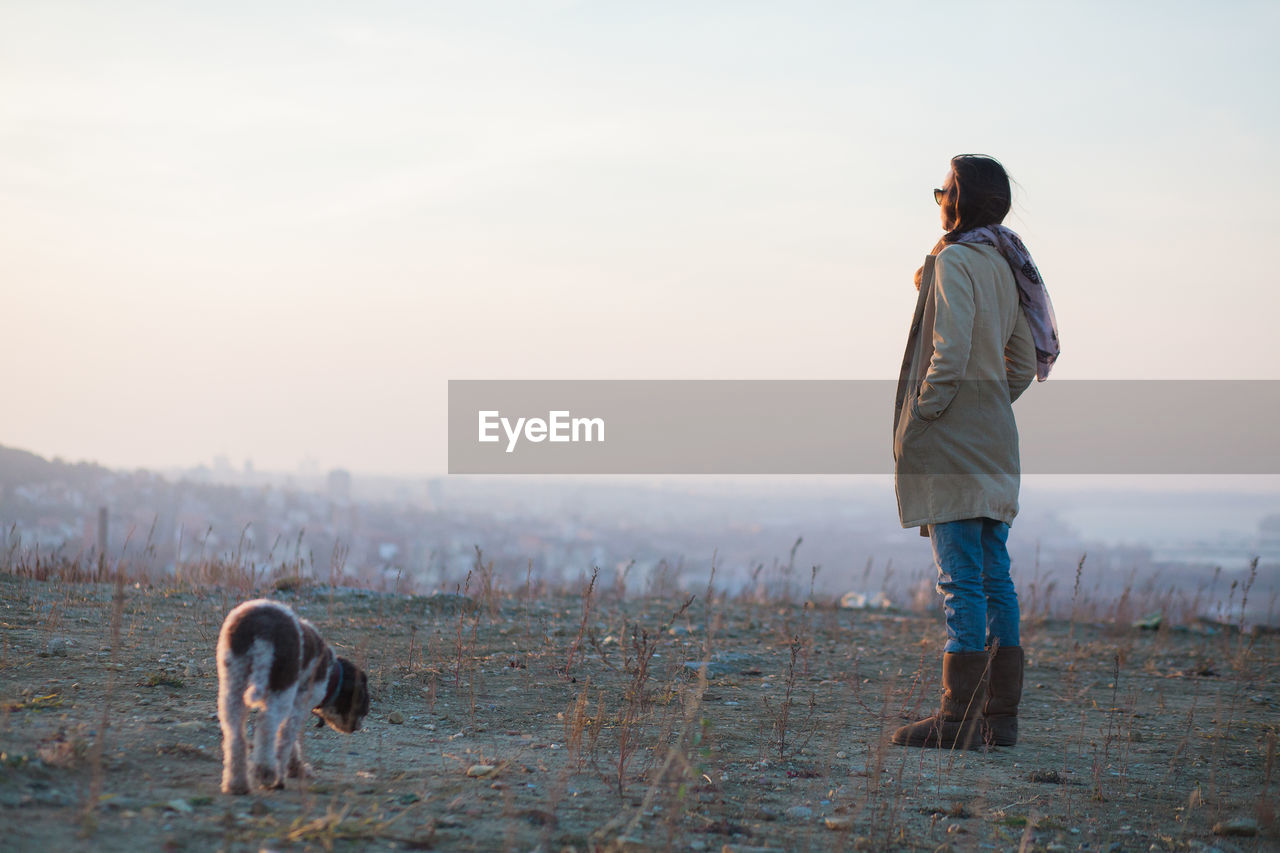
[4, 1, 1277, 476]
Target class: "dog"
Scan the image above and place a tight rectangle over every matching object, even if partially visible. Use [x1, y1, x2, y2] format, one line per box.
[216, 599, 369, 794]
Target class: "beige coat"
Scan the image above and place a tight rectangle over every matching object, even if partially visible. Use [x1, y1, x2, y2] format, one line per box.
[893, 243, 1037, 531]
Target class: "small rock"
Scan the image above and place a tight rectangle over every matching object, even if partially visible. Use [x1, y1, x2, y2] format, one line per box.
[1133, 611, 1162, 630]
[45, 636, 70, 656]
[784, 805, 813, 820]
[824, 815, 854, 830]
[185, 661, 203, 678]
[840, 590, 892, 609]
[609, 837, 651, 852]
[165, 798, 193, 814]
[436, 813, 464, 827]
[466, 764, 497, 778]
[681, 661, 734, 678]
[388, 711, 405, 725]
[835, 751, 847, 759]
[249, 800, 271, 816]
[1212, 818, 1259, 837]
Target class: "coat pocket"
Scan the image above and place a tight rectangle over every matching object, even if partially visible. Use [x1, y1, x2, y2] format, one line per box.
[893, 400, 936, 463]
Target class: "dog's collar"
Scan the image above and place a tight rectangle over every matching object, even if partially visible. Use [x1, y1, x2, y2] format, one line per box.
[318, 653, 343, 708]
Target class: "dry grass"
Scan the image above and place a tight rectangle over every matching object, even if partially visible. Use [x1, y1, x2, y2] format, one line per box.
[0, 543, 1275, 851]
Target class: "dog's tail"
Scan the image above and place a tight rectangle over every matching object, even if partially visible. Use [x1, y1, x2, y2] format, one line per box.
[218, 641, 271, 708]
[244, 682, 267, 706]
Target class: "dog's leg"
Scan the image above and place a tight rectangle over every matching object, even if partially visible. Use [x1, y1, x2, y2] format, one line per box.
[278, 715, 307, 781]
[252, 688, 293, 790]
[219, 674, 251, 795]
[265, 686, 301, 789]
[287, 674, 323, 779]
[286, 692, 314, 779]
[287, 734, 313, 779]
[251, 708, 277, 789]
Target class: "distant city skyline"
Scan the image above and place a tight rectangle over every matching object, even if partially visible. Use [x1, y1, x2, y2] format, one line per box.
[4, 442, 1276, 597]
[10, 438, 1280, 552]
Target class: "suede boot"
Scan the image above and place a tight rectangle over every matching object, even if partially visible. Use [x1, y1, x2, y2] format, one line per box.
[983, 645, 1023, 746]
[892, 651, 989, 749]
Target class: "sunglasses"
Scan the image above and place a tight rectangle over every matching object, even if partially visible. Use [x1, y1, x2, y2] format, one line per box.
[933, 188, 945, 205]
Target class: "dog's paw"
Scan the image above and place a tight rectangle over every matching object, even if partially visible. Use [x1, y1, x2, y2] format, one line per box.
[252, 764, 282, 790]
[222, 778, 251, 796]
[287, 761, 314, 779]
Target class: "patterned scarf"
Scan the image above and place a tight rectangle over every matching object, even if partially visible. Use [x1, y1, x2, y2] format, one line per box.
[913, 225, 1059, 381]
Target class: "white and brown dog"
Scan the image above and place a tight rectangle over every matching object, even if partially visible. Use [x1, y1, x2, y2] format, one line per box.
[216, 599, 370, 794]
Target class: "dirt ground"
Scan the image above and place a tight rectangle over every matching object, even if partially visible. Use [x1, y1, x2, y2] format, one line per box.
[0, 571, 1276, 852]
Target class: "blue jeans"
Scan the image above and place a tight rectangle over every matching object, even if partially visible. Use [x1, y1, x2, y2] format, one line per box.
[928, 518, 1020, 653]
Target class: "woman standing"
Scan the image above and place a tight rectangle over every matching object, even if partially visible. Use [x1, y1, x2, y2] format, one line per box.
[891, 154, 1059, 749]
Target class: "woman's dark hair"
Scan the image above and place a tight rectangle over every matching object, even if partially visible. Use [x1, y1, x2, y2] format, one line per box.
[944, 154, 1011, 240]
